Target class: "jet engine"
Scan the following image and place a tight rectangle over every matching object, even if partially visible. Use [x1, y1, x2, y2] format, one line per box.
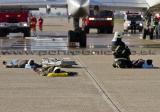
[67, 0, 90, 17]
[46, 5, 51, 14]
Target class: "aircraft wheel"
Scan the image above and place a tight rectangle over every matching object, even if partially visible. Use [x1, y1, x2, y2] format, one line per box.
[149, 28, 153, 40]
[155, 26, 158, 35]
[80, 31, 86, 47]
[85, 27, 89, 34]
[68, 30, 75, 42]
[142, 28, 146, 39]
[0, 29, 7, 37]
[68, 30, 76, 47]
[24, 28, 31, 37]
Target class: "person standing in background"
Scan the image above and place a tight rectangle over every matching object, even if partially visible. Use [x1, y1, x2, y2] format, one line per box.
[30, 16, 37, 31]
[38, 16, 44, 31]
[130, 15, 136, 34]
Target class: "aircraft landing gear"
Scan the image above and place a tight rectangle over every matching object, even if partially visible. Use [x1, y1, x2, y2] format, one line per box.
[142, 28, 153, 40]
[142, 14, 154, 40]
[68, 18, 86, 47]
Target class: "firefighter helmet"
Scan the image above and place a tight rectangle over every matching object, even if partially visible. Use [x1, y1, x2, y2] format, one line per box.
[112, 31, 124, 41]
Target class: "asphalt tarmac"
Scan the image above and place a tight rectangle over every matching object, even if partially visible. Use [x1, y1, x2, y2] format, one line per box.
[0, 18, 160, 50]
[1, 32, 160, 50]
[0, 18, 160, 112]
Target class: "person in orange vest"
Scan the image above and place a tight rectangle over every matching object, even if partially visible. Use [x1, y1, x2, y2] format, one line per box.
[38, 16, 44, 31]
[30, 16, 37, 31]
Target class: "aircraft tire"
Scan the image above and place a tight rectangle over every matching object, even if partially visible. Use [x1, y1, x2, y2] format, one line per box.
[80, 31, 86, 47]
[85, 27, 89, 34]
[24, 28, 31, 37]
[68, 30, 75, 43]
[155, 26, 158, 35]
[149, 28, 153, 40]
[0, 29, 7, 37]
[142, 28, 146, 39]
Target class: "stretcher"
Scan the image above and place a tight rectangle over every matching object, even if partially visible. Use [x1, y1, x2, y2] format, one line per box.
[42, 58, 77, 67]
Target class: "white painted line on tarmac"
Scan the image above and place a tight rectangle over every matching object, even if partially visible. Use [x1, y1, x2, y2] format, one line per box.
[25, 37, 36, 39]
[74, 56, 121, 112]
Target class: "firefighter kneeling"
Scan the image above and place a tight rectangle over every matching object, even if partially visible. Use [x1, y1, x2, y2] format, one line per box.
[111, 31, 132, 68]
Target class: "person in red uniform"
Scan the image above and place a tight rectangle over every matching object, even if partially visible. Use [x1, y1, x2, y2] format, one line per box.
[30, 16, 37, 31]
[38, 16, 44, 31]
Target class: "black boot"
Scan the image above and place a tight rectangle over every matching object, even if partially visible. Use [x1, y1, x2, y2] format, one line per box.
[2, 61, 7, 65]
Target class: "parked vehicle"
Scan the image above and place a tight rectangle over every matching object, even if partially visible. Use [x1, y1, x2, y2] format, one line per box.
[0, 11, 31, 37]
[123, 12, 143, 32]
[82, 10, 114, 34]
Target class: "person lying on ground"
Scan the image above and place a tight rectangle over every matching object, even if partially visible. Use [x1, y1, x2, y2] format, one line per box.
[2, 59, 42, 68]
[33, 66, 78, 76]
[132, 59, 153, 68]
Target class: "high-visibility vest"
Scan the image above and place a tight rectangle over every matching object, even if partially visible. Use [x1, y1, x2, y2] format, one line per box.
[153, 18, 159, 26]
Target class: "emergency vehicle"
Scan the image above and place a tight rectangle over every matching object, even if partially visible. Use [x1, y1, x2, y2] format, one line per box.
[123, 12, 143, 32]
[82, 10, 114, 34]
[0, 11, 31, 37]
[156, 14, 160, 20]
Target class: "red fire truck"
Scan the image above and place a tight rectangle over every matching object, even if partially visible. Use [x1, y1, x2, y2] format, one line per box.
[0, 11, 31, 37]
[82, 10, 114, 34]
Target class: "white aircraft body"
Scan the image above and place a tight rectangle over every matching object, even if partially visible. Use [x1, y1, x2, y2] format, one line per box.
[0, 0, 160, 46]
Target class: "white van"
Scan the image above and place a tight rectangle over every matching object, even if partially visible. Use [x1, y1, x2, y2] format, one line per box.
[123, 13, 143, 32]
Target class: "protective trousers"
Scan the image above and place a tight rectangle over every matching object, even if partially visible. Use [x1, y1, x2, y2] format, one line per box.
[131, 24, 136, 33]
[39, 23, 43, 31]
[113, 60, 132, 68]
[31, 22, 36, 31]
